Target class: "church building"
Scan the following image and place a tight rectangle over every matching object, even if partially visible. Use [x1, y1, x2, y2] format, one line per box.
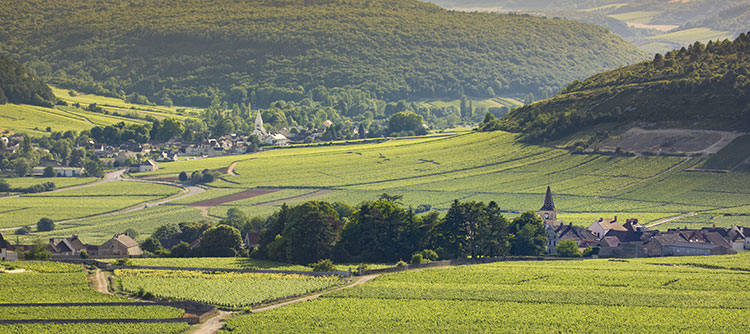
[539, 186, 559, 227]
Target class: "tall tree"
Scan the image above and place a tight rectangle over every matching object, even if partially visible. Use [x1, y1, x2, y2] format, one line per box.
[282, 201, 342, 264]
[509, 211, 547, 256]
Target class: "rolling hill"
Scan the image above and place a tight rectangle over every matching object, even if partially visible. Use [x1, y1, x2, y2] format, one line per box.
[0, 0, 644, 108]
[500, 32, 750, 143]
[427, 0, 750, 54]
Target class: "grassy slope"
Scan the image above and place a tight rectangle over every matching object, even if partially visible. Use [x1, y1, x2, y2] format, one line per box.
[222, 253, 750, 333]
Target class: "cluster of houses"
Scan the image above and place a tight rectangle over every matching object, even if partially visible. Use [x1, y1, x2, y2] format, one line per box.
[0, 232, 143, 261]
[541, 187, 748, 257]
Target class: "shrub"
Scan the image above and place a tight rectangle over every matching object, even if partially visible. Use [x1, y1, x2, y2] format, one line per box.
[395, 260, 408, 267]
[556, 240, 582, 257]
[410, 253, 423, 264]
[79, 250, 89, 259]
[15, 226, 30, 235]
[311, 258, 335, 272]
[419, 249, 438, 261]
[583, 246, 600, 257]
[114, 258, 133, 266]
[43, 166, 55, 177]
[36, 217, 55, 232]
[178, 171, 188, 182]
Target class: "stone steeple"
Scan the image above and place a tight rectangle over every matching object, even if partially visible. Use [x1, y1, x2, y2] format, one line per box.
[539, 186, 559, 227]
[540, 186, 555, 211]
[251, 110, 267, 137]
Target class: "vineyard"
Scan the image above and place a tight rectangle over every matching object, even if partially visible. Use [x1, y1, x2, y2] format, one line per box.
[0, 261, 189, 334]
[103, 257, 395, 272]
[0, 180, 182, 228]
[133, 130, 750, 228]
[115, 269, 343, 308]
[222, 254, 750, 333]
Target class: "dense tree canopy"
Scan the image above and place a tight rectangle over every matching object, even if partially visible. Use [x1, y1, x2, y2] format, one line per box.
[501, 32, 750, 143]
[0, 56, 55, 107]
[0, 0, 643, 109]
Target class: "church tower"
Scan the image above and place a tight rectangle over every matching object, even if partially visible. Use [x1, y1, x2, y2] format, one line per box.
[251, 110, 267, 137]
[539, 186, 559, 227]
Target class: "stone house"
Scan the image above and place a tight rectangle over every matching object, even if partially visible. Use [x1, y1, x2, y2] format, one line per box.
[588, 217, 628, 238]
[130, 159, 158, 173]
[546, 223, 598, 254]
[49, 235, 88, 256]
[662, 242, 735, 256]
[98, 234, 143, 256]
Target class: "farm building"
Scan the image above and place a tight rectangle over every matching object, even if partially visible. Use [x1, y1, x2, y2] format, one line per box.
[0, 233, 17, 261]
[662, 242, 734, 256]
[98, 233, 143, 256]
[31, 166, 85, 177]
[49, 235, 88, 256]
[130, 159, 159, 173]
[115, 151, 138, 165]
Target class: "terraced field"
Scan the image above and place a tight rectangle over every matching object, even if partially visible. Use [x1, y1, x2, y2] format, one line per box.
[222, 254, 750, 333]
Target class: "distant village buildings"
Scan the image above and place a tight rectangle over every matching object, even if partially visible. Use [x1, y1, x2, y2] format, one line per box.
[540, 187, 748, 257]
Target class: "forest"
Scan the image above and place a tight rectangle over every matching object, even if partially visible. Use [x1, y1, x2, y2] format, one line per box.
[498, 32, 750, 143]
[0, 56, 56, 107]
[0, 0, 643, 111]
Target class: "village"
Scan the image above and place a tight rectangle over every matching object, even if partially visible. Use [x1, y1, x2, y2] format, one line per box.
[540, 187, 749, 257]
[2, 186, 747, 263]
[0, 110, 333, 178]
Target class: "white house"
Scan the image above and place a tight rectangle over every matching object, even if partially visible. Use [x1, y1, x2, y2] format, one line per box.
[32, 166, 85, 177]
[588, 217, 627, 238]
[263, 133, 288, 146]
[130, 159, 158, 173]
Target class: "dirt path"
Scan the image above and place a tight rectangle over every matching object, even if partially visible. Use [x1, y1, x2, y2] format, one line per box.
[255, 189, 337, 207]
[93, 269, 110, 294]
[646, 212, 698, 228]
[252, 274, 379, 313]
[191, 310, 234, 334]
[226, 162, 239, 176]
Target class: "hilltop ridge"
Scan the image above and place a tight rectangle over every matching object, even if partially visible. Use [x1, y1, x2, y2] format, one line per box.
[499, 32, 750, 143]
[0, 0, 645, 108]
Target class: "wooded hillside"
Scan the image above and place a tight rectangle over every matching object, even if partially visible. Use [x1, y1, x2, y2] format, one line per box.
[499, 32, 750, 143]
[0, 0, 644, 108]
[0, 56, 55, 107]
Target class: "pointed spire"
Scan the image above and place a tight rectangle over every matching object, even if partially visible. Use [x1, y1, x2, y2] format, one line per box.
[540, 186, 555, 211]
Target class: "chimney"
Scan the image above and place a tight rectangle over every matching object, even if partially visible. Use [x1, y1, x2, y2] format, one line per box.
[614, 216, 617, 222]
[49, 238, 55, 244]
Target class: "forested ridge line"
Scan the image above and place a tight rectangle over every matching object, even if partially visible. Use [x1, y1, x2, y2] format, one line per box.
[0, 0, 645, 109]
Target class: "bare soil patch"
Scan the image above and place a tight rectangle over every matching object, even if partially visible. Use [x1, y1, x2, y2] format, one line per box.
[189, 189, 278, 207]
[601, 127, 742, 155]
